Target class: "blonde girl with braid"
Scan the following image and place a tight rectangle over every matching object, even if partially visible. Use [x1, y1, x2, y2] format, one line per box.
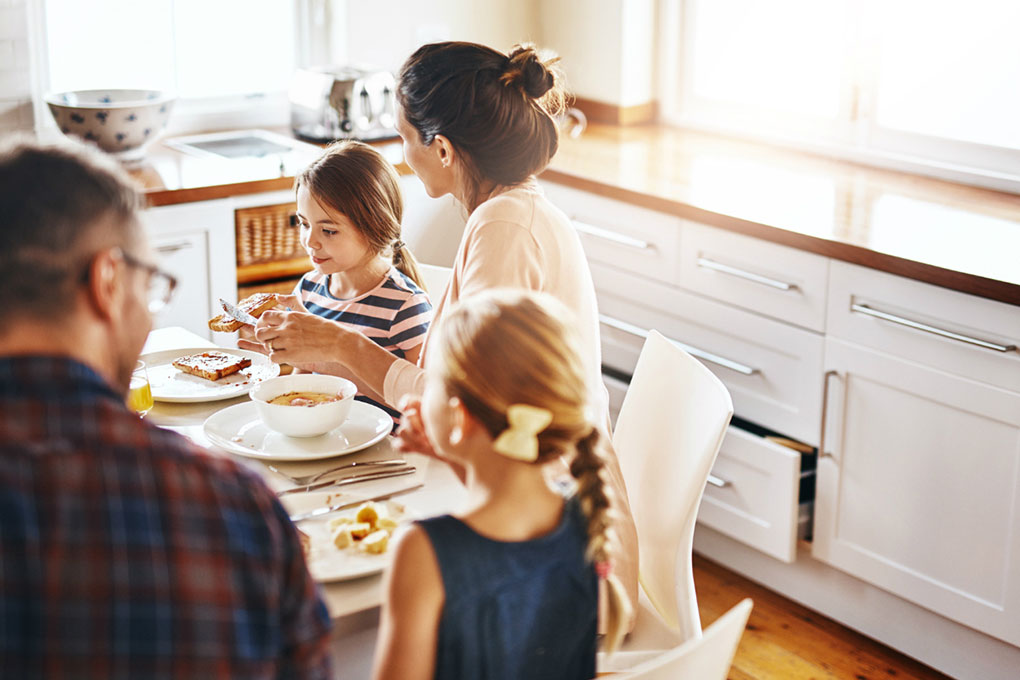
[372, 290, 631, 680]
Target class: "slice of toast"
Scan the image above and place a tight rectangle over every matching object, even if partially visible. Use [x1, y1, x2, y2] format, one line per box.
[208, 293, 280, 333]
[171, 351, 252, 382]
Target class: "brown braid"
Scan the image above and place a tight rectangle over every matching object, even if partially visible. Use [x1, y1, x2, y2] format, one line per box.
[570, 427, 632, 651]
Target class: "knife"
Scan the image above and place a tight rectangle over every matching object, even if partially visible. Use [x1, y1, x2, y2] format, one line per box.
[288, 483, 424, 522]
[276, 466, 416, 497]
[219, 298, 260, 326]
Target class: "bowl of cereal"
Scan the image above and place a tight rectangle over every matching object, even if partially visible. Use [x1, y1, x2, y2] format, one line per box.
[250, 373, 357, 437]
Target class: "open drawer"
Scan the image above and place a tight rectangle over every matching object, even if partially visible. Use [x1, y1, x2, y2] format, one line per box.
[697, 421, 815, 563]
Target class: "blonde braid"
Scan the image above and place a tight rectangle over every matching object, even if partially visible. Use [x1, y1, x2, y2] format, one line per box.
[570, 428, 632, 652]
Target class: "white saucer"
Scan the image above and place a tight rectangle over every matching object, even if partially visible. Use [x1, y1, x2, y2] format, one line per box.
[142, 347, 279, 403]
[281, 494, 413, 582]
[203, 400, 392, 462]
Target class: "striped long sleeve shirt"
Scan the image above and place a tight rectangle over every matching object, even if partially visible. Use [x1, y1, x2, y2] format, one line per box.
[296, 266, 432, 420]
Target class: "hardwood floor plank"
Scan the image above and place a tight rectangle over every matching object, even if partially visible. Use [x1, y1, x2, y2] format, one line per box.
[692, 554, 954, 680]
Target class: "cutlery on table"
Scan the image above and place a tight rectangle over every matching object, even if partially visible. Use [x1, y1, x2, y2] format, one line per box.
[219, 298, 259, 326]
[268, 458, 406, 486]
[289, 483, 425, 523]
[276, 465, 416, 497]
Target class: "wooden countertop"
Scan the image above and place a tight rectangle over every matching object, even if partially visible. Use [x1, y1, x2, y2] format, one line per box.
[544, 124, 1020, 306]
[132, 125, 1020, 306]
[129, 131, 409, 207]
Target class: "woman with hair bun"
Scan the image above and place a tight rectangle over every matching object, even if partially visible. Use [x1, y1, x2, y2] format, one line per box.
[253, 41, 638, 625]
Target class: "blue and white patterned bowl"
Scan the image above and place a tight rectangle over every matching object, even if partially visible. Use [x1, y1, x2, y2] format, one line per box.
[45, 89, 176, 161]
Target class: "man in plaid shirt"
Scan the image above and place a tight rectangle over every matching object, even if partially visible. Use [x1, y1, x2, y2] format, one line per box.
[0, 139, 333, 678]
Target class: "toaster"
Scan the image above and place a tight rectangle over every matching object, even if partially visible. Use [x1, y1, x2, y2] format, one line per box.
[289, 66, 399, 143]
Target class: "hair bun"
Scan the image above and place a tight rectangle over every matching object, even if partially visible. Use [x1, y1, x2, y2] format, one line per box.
[504, 44, 556, 99]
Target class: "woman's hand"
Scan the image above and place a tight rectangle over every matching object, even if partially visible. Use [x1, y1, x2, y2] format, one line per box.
[394, 398, 437, 458]
[236, 323, 269, 355]
[245, 295, 352, 367]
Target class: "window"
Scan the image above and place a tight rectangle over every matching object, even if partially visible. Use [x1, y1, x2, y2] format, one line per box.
[661, 0, 1020, 191]
[37, 0, 305, 133]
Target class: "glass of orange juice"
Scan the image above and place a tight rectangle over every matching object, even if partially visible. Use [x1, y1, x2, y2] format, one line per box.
[127, 359, 154, 418]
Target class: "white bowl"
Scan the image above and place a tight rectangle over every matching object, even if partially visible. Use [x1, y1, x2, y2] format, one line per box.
[45, 89, 176, 162]
[250, 374, 358, 438]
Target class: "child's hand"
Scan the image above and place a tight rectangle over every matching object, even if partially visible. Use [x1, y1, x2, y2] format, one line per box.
[395, 397, 436, 458]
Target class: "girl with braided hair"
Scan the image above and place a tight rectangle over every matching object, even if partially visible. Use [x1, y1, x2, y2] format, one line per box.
[372, 290, 631, 680]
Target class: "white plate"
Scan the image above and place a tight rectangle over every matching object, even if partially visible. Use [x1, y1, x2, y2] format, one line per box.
[203, 400, 392, 462]
[142, 347, 280, 403]
[283, 495, 413, 582]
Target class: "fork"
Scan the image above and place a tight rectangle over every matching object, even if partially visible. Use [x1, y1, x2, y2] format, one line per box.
[268, 458, 406, 486]
[276, 465, 416, 497]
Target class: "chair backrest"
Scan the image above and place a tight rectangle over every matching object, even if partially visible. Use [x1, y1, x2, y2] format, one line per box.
[416, 263, 453, 299]
[614, 330, 733, 641]
[616, 598, 753, 680]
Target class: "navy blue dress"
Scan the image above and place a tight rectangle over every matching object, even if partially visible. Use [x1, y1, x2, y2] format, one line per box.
[417, 496, 598, 680]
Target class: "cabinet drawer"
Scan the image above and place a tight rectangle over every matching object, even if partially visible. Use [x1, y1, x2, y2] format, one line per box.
[592, 262, 825, 444]
[697, 425, 804, 563]
[679, 222, 829, 332]
[828, 262, 1020, 393]
[151, 231, 211, 339]
[541, 181, 682, 285]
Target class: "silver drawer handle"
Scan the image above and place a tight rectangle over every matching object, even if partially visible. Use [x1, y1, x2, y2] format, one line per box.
[819, 370, 839, 461]
[696, 257, 798, 291]
[851, 303, 1017, 353]
[706, 473, 730, 488]
[598, 314, 759, 376]
[572, 219, 655, 251]
[155, 241, 193, 254]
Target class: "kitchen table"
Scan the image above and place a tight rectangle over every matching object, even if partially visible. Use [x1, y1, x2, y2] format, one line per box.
[142, 326, 467, 627]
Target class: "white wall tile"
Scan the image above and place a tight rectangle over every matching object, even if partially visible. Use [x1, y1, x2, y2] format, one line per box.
[0, 39, 14, 69]
[0, 69, 29, 97]
[0, 6, 28, 41]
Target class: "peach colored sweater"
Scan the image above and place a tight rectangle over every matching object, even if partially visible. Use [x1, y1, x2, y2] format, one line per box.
[383, 179, 603, 410]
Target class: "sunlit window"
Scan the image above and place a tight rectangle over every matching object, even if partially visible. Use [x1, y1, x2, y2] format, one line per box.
[43, 0, 296, 112]
[665, 0, 1020, 187]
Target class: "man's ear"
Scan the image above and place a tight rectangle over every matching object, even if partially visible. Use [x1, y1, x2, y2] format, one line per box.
[84, 249, 121, 323]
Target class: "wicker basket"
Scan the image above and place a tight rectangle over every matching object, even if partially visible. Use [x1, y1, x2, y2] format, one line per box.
[235, 202, 303, 266]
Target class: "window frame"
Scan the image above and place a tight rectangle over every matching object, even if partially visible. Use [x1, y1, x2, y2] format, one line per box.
[657, 0, 1020, 194]
[27, 0, 334, 139]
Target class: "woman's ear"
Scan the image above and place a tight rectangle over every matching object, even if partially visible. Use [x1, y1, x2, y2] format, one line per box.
[432, 134, 456, 169]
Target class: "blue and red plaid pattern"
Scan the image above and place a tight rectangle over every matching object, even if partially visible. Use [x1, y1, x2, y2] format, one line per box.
[0, 356, 332, 679]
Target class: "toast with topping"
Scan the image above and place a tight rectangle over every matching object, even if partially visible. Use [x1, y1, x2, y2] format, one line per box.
[208, 293, 280, 332]
[171, 351, 252, 381]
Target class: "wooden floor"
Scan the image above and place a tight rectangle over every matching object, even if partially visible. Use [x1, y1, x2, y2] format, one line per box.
[693, 554, 954, 680]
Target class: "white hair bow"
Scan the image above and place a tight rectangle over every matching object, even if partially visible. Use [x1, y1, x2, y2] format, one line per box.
[493, 404, 553, 462]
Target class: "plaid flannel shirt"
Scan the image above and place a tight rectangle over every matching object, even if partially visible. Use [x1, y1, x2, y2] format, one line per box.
[0, 356, 332, 679]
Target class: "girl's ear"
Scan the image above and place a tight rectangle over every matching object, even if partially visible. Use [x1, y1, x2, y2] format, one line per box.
[448, 396, 474, 445]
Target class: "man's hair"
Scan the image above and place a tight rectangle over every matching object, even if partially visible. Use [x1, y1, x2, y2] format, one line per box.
[0, 137, 143, 319]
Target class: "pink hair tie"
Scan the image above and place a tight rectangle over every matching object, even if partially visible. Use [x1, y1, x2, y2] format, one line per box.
[595, 561, 613, 580]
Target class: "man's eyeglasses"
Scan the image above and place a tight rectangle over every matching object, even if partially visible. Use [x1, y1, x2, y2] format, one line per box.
[120, 249, 178, 314]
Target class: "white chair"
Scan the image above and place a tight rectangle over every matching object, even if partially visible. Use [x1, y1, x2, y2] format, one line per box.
[602, 330, 734, 670]
[416, 262, 453, 299]
[614, 598, 753, 680]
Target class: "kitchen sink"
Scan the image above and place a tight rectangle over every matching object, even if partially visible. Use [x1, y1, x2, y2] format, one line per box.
[166, 129, 306, 159]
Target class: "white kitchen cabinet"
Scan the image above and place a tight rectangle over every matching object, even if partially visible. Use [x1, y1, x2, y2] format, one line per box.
[144, 199, 235, 340]
[814, 336, 1020, 646]
[591, 261, 825, 445]
[679, 222, 830, 333]
[150, 232, 209, 335]
[699, 425, 803, 562]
